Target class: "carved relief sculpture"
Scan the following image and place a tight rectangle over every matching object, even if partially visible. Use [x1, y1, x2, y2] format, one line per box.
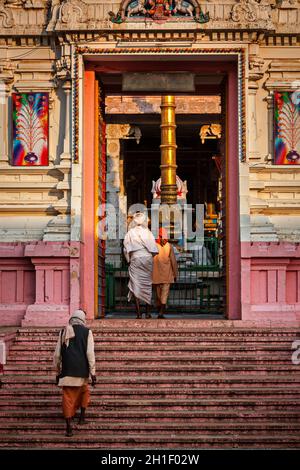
[231, 0, 272, 27]
[47, 0, 88, 30]
[109, 0, 209, 24]
[0, 0, 14, 27]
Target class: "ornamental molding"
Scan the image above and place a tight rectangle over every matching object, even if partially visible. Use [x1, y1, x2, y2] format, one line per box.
[1, 1, 300, 34]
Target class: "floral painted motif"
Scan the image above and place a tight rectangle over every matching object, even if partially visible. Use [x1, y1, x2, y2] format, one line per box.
[274, 91, 300, 165]
[12, 92, 49, 166]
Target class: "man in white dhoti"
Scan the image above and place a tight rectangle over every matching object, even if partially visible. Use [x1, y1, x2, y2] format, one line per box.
[123, 212, 158, 318]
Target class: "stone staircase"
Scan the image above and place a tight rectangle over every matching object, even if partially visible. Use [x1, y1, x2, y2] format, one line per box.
[0, 321, 300, 449]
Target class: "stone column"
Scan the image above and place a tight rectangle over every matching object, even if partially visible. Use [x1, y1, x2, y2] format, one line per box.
[266, 91, 274, 162]
[248, 57, 264, 162]
[61, 79, 72, 163]
[0, 78, 13, 167]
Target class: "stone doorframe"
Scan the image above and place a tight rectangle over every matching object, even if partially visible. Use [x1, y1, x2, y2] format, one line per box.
[76, 46, 246, 320]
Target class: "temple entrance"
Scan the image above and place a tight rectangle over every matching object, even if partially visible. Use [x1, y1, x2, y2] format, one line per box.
[104, 97, 225, 317]
[82, 54, 241, 320]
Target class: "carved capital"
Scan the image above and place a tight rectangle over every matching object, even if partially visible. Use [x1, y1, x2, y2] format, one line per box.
[55, 55, 72, 83]
[0, 59, 14, 84]
[106, 124, 131, 140]
[249, 56, 265, 83]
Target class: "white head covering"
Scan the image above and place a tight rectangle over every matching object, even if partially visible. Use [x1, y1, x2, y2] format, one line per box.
[61, 309, 86, 347]
[128, 212, 148, 230]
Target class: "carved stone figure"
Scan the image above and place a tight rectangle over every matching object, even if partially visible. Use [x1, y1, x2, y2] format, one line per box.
[173, 0, 194, 17]
[128, 0, 147, 17]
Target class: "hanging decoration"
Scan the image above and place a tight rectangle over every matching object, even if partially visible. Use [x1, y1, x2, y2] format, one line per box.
[274, 91, 300, 165]
[12, 92, 49, 166]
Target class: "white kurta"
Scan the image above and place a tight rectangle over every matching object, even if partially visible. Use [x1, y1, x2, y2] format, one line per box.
[124, 226, 158, 304]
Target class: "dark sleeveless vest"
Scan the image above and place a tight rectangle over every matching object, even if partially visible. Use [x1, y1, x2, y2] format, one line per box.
[60, 324, 90, 378]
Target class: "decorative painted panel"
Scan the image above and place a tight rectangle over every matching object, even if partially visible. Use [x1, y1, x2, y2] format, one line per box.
[274, 91, 300, 165]
[12, 92, 49, 166]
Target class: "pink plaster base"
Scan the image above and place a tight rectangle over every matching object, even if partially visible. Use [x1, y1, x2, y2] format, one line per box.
[0, 304, 27, 326]
[0, 242, 80, 327]
[22, 304, 70, 327]
[241, 242, 300, 322]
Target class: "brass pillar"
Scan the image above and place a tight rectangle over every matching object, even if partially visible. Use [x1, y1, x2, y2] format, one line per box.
[160, 95, 177, 205]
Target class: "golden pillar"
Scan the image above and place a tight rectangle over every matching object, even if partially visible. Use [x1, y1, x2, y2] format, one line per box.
[160, 95, 177, 205]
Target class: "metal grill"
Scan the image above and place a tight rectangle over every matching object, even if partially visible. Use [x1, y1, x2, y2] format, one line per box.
[105, 237, 225, 315]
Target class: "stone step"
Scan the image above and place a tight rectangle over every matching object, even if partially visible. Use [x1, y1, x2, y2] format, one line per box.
[0, 409, 299, 422]
[8, 343, 294, 353]
[2, 374, 300, 387]
[2, 386, 299, 399]
[14, 334, 298, 343]
[0, 398, 299, 412]
[1, 421, 299, 434]
[5, 355, 294, 365]
[17, 326, 300, 333]
[3, 364, 299, 376]
[0, 433, 299, 449]
[2, 325, 300, 449]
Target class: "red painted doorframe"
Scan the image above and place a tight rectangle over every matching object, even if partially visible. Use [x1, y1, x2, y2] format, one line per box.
[82, 59, 241, 320]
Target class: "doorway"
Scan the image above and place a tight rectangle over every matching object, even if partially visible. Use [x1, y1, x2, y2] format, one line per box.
[104, 103, 225, 316]
[82, 55, 240, 319]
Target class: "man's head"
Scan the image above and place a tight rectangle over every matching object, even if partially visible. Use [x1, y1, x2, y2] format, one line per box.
[132, 211, 147, 227]
[70, 309, 86, 325]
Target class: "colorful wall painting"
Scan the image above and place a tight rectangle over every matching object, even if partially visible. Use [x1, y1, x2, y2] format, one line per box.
[12, 92, 49, 166]
[274, 90, 300, 165]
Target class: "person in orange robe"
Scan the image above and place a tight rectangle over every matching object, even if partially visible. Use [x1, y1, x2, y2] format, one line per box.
[152, 228, 178, 318]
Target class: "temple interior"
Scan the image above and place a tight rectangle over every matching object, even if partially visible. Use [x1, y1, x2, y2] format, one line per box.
[104, 94, 225, 316]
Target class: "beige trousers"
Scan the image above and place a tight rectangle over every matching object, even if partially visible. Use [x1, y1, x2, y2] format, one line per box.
[154, 283, 171, 306]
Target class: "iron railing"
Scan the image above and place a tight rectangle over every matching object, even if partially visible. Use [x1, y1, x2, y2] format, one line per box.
[105, 237, 225, 315]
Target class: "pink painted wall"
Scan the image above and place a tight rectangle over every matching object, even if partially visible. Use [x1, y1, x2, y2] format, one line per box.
[0, 242, 80, 326]
[241, 242, 300, 321]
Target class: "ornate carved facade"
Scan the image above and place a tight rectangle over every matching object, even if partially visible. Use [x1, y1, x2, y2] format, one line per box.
[0, 0, 299, 325]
